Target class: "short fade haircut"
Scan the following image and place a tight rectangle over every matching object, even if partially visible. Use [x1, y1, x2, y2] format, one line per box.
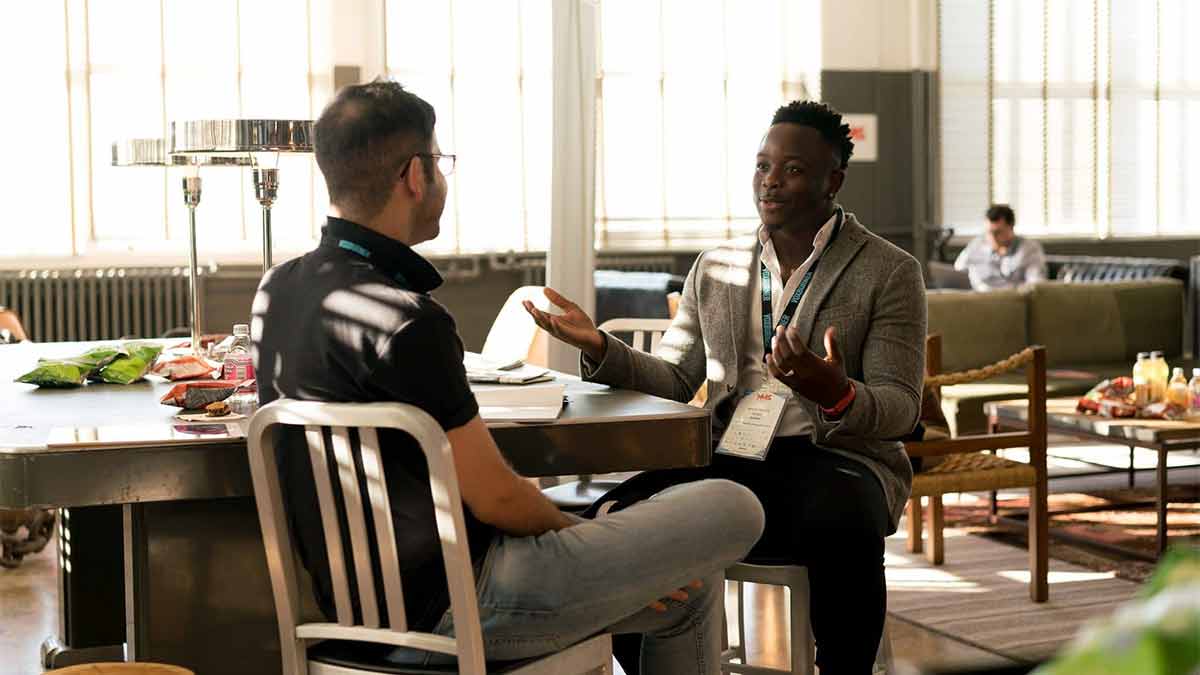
[314, 79, 436, 219]
[986, 204, 1015, 227]
[771, 101, 855, 170]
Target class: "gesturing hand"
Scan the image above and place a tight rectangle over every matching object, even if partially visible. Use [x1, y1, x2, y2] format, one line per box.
[522, 287, 606, 362]
[765, 325, 850, 409]
[648, 579, 704, 613]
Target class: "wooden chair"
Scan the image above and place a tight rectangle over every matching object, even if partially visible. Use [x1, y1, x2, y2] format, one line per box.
[481, 286, 551, 368]
[247, 400, 612, 674]
[904, 334, 1050, 602]
[0, 305, 28, 343]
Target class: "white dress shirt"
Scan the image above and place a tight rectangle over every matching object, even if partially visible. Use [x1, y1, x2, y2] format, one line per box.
[953, 235, 1047, 291]
[736, 211, 840, 438]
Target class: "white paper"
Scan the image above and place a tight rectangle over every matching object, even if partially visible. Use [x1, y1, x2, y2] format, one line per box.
[478, 405, 563, 422]
[471, 382, 566, 408]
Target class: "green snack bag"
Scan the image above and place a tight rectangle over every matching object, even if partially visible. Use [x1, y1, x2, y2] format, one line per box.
[72, 345, 123, 371]
[16, 360, 89, 387]
[94, 342, 164, 385]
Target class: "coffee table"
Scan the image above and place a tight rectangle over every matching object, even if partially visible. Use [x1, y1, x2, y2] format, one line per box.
[987, 396, 1200, 558]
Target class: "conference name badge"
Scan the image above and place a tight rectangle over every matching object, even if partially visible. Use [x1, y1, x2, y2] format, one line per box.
[716, 382, 790, 461]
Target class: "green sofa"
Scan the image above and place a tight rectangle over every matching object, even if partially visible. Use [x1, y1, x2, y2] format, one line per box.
[928, 279, 1186, 435]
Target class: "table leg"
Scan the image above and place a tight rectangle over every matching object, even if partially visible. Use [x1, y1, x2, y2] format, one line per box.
[1128, 446, 1136, 488]
[1156, 446, 1168, 556]
[42, 505, 127, 669]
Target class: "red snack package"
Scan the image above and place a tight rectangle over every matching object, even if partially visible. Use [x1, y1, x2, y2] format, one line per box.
[159, 380, 250, 409]
[1076, 397, 1101, 414]
[1099, 398, 1138, 418]
[151, 355, 218, 381]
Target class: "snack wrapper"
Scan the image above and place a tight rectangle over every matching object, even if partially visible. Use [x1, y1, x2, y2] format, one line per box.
[151, 354, 218, 381]
[16, 360, 90, 387]
[159, 380, 251, 410]
[93, 342, 163, 385]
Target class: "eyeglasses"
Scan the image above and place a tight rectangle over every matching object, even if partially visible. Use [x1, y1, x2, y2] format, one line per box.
[401, 153, 457, 178]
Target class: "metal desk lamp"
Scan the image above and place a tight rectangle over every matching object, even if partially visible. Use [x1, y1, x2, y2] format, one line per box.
[168, 120, 314, 273]
[111, 139, 252, 355]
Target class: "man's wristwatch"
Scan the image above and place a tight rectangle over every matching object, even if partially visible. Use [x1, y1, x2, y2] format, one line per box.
[819, 382, 856, 419]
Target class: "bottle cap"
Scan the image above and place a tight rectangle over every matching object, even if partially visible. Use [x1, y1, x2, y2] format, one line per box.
[1150, 350, 1164, 358]
[233, 323, 250, 336]
[1137, 352, 1151, 359]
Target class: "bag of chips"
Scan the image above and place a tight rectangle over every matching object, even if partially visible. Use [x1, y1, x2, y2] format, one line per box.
[93, 342, 164, 385]
[15, 360, 90, 387]
[151, 354, 218, 381]
[160, 380, 246, 410]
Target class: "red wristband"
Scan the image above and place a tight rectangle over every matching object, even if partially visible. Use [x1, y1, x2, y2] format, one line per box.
[820, 382, 856, 418]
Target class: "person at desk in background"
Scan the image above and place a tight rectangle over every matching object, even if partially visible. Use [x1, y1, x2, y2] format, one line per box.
[526, 100, 927, 675]
[252, 79, 763, 674]
[953, 204, 1048, 291]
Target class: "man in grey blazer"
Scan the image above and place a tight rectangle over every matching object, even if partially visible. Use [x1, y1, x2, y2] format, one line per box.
[527, 101, 926, 674]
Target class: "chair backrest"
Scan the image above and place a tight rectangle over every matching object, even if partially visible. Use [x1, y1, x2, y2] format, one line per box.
[247, 400, 486, 675]
[597, 317, 673, 354]
[482, 286, 550, 368]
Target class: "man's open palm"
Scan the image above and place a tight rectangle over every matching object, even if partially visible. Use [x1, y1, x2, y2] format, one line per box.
[522, 288, 605, 361]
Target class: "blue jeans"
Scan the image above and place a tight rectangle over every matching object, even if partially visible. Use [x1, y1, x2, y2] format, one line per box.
[389, 478, 764, 674]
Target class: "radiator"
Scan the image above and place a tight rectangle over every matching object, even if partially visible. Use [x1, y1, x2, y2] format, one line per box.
[0, 266, 210, 342]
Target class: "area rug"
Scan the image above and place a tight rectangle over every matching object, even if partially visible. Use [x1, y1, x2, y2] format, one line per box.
[940, 485, 1200, 583]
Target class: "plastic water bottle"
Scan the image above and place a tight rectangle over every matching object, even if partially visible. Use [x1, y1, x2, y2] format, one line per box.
[222, 324, 255, 381]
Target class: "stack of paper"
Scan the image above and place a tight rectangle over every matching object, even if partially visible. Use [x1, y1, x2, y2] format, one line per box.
[472, 381, 566, 422]
[463, 351, 553, 384]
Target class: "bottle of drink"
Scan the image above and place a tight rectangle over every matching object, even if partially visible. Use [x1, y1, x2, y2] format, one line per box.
[1167, 367, 1189, 408]
[222, 324, 258, 415]
[1189, 368, 1200, 419]
[1149, 351, 1169, 403]
[1132, 352, 1151, 407]
[221, 324, 255, 382]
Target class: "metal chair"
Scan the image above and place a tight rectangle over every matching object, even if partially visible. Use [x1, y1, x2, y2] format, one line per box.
[247, 399, 612, 674]
[542, 318, 673, 510]
[45, 665, 193, 674]
[721, 563, 814, 675]
[721, 563, 893, 675]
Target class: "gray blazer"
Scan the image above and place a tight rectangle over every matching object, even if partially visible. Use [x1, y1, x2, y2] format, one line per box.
[583, 211, 927, 532]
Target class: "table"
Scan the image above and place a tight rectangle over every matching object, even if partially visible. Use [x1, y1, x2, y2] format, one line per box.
[987, 396, 1200, 558]
[0, 341, 710, 673]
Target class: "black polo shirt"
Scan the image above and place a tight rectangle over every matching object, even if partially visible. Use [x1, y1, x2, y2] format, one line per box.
[253, 216, 495, 631]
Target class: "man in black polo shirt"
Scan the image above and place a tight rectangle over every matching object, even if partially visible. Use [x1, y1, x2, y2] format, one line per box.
[252, 80, 763, 673]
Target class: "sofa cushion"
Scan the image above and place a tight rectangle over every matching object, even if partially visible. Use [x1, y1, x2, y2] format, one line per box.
[927, 289, 1028, 373]
[1027, 279, 1183, 367]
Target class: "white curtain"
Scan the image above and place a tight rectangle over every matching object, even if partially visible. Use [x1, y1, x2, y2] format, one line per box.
[547, 0, 598, 373]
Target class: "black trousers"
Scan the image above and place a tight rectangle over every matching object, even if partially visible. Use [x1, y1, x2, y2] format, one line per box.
[595, 436, 890, 675]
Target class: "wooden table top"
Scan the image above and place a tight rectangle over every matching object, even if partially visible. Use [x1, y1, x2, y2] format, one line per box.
[987, 396, 1200, 445]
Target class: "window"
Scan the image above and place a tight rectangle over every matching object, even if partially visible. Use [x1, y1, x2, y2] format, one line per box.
[384, 0, 552, 256]
[939, 0, 1200, 238]
[596, 0, 821, 250]
[0, 0, 328, 261]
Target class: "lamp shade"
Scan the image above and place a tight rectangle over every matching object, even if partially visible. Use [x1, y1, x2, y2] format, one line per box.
[169, 119, 314, 154]
[111, 138, 253, 167]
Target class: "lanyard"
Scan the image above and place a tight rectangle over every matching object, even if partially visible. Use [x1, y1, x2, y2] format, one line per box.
[760, 209, 843, 358]
[335, 239, 410, 288]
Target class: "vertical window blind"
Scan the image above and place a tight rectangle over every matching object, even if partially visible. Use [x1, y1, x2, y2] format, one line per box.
[939, 0, 1200, 238]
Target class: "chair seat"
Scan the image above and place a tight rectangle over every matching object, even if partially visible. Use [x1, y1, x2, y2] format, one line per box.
[309, 636, 612, 674]
[542, 479, 622, 510]
[309, 640, 538, 674]
[911, 452, 1036, 497]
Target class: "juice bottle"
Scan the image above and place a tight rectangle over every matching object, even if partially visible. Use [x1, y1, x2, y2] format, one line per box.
[1166, 367, 1189, 408]
[1132, 352, 1151, 407]
[1189, 368, 1200, 418]
[1150, 351, 1169, 403]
